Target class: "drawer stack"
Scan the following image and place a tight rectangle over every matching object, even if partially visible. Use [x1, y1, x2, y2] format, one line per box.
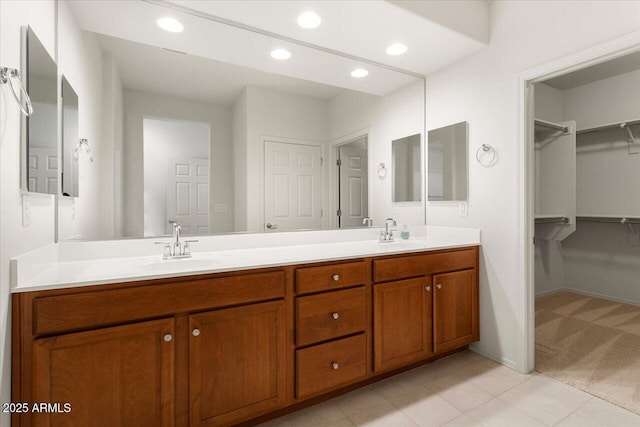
[294, 260, 369, 398]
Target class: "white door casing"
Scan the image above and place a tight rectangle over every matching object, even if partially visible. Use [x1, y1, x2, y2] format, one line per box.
[339, 145, 368, 228]
[167, 158, 209, 236]
[264, 141, 323, 231]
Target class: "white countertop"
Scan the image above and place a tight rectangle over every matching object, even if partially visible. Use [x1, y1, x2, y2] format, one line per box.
[11, 226, 480, 293]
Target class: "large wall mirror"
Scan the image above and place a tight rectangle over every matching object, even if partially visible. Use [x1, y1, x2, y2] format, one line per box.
[428, 121, 468, 202]
[56, 0, 425, 240]
[392, 134, 422, 203]
[23, 26, 58, 195]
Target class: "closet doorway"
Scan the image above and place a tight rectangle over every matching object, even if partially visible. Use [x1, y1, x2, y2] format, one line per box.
[531, 51, 640, 414]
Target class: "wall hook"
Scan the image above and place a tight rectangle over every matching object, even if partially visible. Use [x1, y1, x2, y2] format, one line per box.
[377, 163, 387, 178]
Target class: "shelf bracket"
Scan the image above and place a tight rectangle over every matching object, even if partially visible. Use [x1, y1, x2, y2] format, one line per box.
[622, 123, 639, 155]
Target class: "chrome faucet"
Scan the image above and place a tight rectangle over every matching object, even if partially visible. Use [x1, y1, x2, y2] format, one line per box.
[379, 217, 397, 243]
[363, 217, 373, 227]
[155, 221, 198, 260]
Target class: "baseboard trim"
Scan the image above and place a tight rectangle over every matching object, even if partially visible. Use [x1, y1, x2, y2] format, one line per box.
[468, 344, 520, 372]
[535, 288, 563, 298]
[562, 287, 640, 308]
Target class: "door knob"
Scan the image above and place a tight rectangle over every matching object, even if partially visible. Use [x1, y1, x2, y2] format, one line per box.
[266, 223, 278, 229]
[192, 328, 201, 337]
[332, 312, 340, 320]
[163, 333, 172, 342]
[425, 286, 431, 291]
[332, 274, 340, 281]
[331, 362, 340, 370]
[436, 284, 442, 290]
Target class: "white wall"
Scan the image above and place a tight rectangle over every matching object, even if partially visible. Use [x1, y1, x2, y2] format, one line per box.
[424, 0, 640, 370]
[329, 79, 426, 227]
[143, 118, 210, 236]
[0, 2, 57, 425]
[123, 90, 234, 236]
[57, 1, 109, 241]
[232, 89, 247, 232]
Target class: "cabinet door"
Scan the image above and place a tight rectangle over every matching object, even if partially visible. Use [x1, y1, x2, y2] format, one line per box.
[32, 318, 175, 427]
[189, 300, 286, 427]
[433, 269, 478, 353]
[373, 277, 433, 372]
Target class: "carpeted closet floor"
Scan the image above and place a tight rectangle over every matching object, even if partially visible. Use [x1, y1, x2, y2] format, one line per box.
[536, 291, 640, 415]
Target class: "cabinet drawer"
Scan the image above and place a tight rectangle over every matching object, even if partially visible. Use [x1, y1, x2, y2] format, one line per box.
[296, 334, 367, 399]
[373, 248, 477, 283]
[33, 270, 285, 336]
[296, 287, 366, 346]
[296, 261, 367, 294]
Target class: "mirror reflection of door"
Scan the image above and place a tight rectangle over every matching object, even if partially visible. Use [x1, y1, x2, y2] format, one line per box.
[264, 141, 323, 232]
[143, 118, 211, 237]
[337, 137, 368, 228]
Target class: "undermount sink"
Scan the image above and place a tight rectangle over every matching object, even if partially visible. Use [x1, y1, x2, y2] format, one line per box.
[137, 253, 224, 272]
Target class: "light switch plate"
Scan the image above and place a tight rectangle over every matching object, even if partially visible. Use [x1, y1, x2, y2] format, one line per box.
[22, 196, 31, 227]
[459, 202, 468, 217]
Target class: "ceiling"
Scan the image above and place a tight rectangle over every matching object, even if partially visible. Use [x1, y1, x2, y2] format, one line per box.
[544, 51, 640, 90]
[168, 0, 490, 76]
[95, 32, 344, 106]
[68, 0, 490, 98]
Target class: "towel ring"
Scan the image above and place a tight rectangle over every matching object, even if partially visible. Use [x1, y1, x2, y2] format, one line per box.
[0, 67, 33, 116]
[475, 144, 496, 167]
[377, 163, 387, 178]
[73, 139, 94, 162]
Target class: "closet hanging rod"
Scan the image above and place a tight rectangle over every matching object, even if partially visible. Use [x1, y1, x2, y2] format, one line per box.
[535, 216, 570, 224]
[576, 216, 640, 224]
[576, 119, 640, 135]
[534, 119, 569, 134]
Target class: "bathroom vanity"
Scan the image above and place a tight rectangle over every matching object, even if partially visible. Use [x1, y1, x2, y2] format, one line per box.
[11, 238, 479, 426]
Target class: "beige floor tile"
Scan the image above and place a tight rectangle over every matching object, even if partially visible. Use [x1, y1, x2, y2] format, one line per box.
[499, 375, 591, 425]
[464, 398, 546, 427]
[556, 397, 640, 427]
[442, 415, 482, 427]
[284, 401, 348, 427]
[349, 401, 418, 427]
[333, 385, 389, 417]
[425, 374, 494, 412]
[390, 386, 462, 427]
[325, 418, 357, 427]
[374, 373, 427, 400]
[464, 366, 530, 396]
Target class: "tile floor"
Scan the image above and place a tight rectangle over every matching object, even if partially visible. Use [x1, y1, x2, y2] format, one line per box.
[259, 350, 640, 427]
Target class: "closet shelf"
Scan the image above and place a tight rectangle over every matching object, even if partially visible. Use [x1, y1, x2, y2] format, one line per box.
[534, 119, 570, 134]
[576, 119, 640, 135]
[535, 215, 570, 224]
[576, 215, 640, 224]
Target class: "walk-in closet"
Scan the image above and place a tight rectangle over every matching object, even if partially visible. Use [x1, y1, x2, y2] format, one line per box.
[533, 51, 640, 413]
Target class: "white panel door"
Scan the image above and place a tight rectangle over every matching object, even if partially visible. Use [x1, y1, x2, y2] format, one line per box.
[339, 145, 368, 228]
[167, 158, 209, 236]
[264, 141, 322, 231]
[28, 147, 58, 194]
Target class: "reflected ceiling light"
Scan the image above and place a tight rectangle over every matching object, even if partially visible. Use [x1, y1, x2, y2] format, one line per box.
[157, 17, 183, 33]
[386, 43, 408, 56]
[270, 48, 291, 60]
[350, 68, 369, 78]
[297, 12, 322, 29]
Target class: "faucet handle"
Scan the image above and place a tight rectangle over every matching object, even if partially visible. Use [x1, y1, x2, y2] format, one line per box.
[155, 241, 173, 259]
[182, 240, 198, 256]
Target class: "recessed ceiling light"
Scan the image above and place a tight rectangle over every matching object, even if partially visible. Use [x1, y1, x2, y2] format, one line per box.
[271, 48, 291, 60]
[297, 12, 322, 29]
[386, 43, 408, 56]
[351, 68, 369, 78]
[157, 17, 183, 33]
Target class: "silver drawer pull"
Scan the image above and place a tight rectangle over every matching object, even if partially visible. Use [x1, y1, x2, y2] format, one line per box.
[332, 312, 340, 320]
[436, 284, 442, 290]
[425, 286, 431, 292]
[163, 333, 172, 342]
[331, 362, 340, 370]
[332, 274, 340, 281]
[192, 328, 201, 337]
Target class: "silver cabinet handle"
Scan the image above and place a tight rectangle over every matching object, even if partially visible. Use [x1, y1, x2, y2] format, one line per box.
[436, 284, 442, 290]
[163, 333, 172, 342]
[331, 362, 340, 370]
[192, 328, 201, 337]
[332, 274, 340, 281]
[266, 223, 278, 229]
[332, 312, 340, 320]
[425, 286, 431, 291]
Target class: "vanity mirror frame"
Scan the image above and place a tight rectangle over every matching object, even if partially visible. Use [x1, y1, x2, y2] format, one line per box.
[61, 76, 79, 198]
[20, 25, 59, 196]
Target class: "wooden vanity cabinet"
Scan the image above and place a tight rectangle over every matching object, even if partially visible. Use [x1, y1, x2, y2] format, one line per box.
[13, 246, 479, 427]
